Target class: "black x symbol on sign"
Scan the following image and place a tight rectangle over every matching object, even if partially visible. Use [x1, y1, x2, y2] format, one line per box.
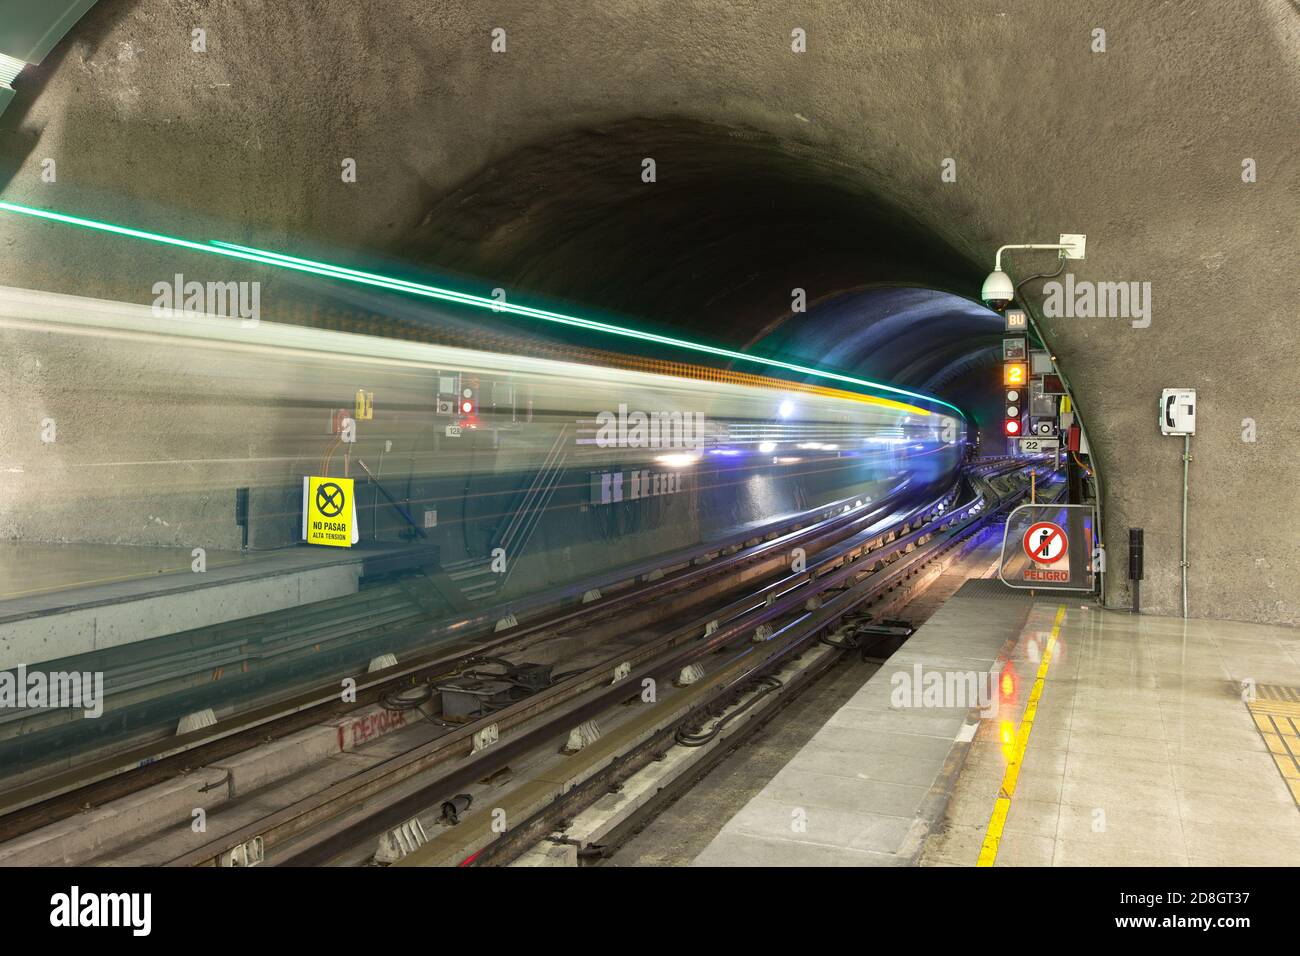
[316, 482, 346, 518]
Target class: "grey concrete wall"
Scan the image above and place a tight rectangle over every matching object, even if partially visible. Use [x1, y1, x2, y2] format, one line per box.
[0, 562, 360, 671]
[0, 1, 1296, 623]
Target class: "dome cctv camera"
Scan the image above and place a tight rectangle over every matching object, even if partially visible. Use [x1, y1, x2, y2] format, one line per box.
[984, 238, 1084, 313]
[981, 270, 1014, 312]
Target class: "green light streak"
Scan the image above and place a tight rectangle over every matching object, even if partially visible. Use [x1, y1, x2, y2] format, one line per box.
[0, 200, 964, 418]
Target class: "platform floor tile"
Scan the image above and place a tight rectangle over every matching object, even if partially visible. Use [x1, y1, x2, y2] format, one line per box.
[928, 606, 1300, 868]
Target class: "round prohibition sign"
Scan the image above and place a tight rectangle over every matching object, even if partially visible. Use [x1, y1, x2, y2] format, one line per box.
[1022, 521, 1068, 564]
[316, 482, 347, 518]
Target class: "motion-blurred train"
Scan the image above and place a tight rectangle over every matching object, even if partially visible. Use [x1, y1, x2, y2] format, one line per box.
[0, 285, 969, 604]
[0, 286, 970, 776]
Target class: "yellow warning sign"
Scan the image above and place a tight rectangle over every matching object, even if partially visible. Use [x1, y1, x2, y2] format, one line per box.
[355, 389, 373, 421]
[304, 476, 356, 547]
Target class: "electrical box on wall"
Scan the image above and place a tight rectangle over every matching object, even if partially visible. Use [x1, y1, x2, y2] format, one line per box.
[1159, 388, 1196, 436]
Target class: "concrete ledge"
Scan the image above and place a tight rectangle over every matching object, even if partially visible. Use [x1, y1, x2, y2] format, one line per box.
[0, 767, 229, 866]
[0, 562, 361, 670]
[328, 704, 415, 753]
[209, 725, 341, 798]
[0, 709, 407, 864]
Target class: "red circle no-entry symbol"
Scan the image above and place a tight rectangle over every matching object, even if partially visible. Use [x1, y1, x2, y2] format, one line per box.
[1023, 521, 1068, 564]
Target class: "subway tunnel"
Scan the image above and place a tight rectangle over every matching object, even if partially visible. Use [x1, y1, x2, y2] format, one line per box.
[0, 0, 1296, 885]
[1, 1, 1295, 622]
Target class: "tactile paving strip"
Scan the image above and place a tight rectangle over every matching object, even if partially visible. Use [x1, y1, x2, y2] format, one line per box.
[1257, 684, 1300, 703]
[1246, 690, 1300, 808]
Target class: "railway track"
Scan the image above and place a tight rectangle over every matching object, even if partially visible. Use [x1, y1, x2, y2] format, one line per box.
[0, 459, 1046, 866]
[0, 472, 930, 826]
[393, 467, 1053, 868]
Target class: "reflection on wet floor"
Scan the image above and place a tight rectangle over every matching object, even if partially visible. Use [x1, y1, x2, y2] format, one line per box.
[0, 542, 256, 601]
[931, 605, 1300, 866]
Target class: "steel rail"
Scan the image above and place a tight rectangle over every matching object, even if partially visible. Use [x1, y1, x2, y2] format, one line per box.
[306, 475, 1024, 867]
[468, 495, 1014, 867]
[0, 471, 983, 838]
[170, 466, 1033, 866]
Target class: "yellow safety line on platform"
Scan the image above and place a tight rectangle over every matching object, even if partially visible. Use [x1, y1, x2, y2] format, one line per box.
[976, 604, 1067, 867]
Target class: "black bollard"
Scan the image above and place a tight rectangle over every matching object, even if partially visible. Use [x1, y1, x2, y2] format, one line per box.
[235, 487, 250, 552]
[1128, 528, 1144, 614]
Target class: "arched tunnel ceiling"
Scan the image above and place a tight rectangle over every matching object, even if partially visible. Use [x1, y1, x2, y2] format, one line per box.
[400, 118, 1006, 416]
[0, 1, 1297, 624]
[404, 119, 976, 332]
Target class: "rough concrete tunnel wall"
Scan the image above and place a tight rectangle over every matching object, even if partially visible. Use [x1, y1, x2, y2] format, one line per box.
[0, 1, 1296, 624]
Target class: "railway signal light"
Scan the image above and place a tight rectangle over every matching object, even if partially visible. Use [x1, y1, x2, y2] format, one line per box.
[1003, 364, 1026, 438]
[1003, 382, 1024, 436]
